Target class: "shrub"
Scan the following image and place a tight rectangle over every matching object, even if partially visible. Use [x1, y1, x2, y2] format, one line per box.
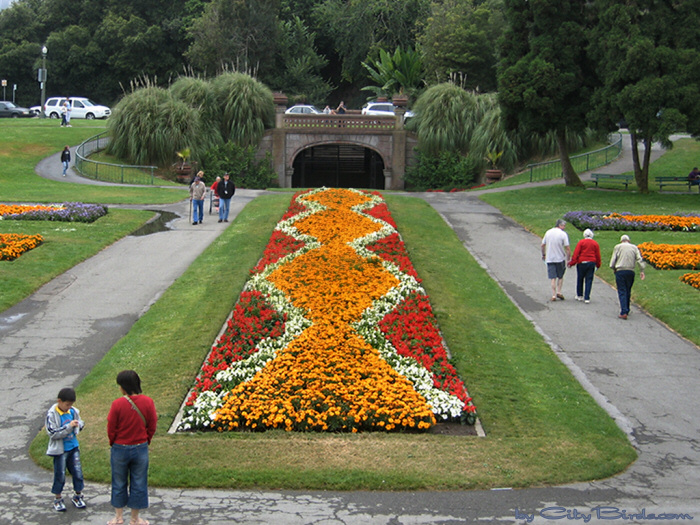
[404, 150, 480, 191]
[200, 142, 278, 189]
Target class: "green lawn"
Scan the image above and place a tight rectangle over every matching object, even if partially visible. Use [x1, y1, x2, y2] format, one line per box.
[30, 193, 636, 490]
[4, 119, 653, 490]
[0, 119, 185, 204]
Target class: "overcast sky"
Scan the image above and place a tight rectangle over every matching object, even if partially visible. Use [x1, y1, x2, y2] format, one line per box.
[0, 0, 14, 10]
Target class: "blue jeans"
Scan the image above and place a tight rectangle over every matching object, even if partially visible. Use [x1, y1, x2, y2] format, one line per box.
[615, 270, 635, 315]
[219, 198, 231, 221]
[62, 160, 69, 175]
[192, 199, 204, 223]
[51, 447, 84, 496]
[576, 262, 596, 300]
[111, 443, 149, 509]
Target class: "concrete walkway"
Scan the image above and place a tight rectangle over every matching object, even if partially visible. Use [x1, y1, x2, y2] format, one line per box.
[1, 136, 698, 524]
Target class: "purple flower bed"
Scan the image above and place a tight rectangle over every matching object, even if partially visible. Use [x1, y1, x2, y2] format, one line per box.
[2, 202, 108, 223]
[563, 211, 700, 232]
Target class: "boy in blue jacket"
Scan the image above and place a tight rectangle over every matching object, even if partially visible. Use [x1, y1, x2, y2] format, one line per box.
[45, 387, 86, 512]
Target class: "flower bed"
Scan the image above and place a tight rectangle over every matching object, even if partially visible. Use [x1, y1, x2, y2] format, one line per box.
[0, 202, 108, 222]
[0, 233, 43, 261]
[179, 188, 476, 432]
[638, 241, 700, 291]
[680, 272, 700, 290]
[563, 211, 700, 231]
[638, 242, 700, 270]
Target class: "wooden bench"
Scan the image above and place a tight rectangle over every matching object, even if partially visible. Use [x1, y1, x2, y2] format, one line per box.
[656, 176, 700, 193]
[591, 173, 634, 189]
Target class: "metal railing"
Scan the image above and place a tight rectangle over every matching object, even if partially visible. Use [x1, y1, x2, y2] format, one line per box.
[525, 132, 623, 182]
[75, 131, 158, 185]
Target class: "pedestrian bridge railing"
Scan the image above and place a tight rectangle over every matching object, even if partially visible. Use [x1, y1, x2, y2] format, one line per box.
[525, 132, 623, 182]
[75, 131, 158, 185]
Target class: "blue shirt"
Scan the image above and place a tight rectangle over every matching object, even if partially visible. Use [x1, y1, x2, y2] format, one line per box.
[57, 407, 79, 452]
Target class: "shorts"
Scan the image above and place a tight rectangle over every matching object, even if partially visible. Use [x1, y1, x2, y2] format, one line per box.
[547, 261, 566, 279]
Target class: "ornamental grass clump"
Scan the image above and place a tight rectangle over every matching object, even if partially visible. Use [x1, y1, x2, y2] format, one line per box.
[179, 188, 476, 433]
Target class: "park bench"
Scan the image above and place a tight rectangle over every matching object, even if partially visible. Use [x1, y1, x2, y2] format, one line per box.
[591, 173, 634, 189]
[655, 176, 700, 193]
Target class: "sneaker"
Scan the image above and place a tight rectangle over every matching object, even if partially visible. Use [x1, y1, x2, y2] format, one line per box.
[72, 493, 86, 508]
[53, 498, 66, 512]
[575, 296, 582, 301]
[618, 314, 628, 320]
[584, 300, 590, 304]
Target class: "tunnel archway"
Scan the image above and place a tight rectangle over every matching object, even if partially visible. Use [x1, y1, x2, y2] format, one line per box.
[291, 144, 385, 189]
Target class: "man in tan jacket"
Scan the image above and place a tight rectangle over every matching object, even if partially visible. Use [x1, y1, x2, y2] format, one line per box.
[609, 234, 646, 319]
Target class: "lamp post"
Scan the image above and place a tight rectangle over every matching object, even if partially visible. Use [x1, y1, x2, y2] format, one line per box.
[39, 45, 47, 118]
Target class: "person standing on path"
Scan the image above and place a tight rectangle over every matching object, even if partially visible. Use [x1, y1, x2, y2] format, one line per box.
[45, 387, 86, 513]
[60, 145, 71, 176]
[60, 101, 68, 127]
[107, 370, 157, 525]
[610, 234, 645, 320]
[64, 98, 72, 127]
[568, 228, 601, 303]
[541, 219, 571, 301]
[216, 172, 235, 223]
[189, 171, 207, 225]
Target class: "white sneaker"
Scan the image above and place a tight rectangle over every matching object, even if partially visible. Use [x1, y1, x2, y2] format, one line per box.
[584, 300, 590, 304]
[575, 296, 583, 301]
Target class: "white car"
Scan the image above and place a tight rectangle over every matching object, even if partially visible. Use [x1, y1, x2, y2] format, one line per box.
[361, 101, 414, 119]
[285, 104, 322, 115]
[44, 97, 111, 119]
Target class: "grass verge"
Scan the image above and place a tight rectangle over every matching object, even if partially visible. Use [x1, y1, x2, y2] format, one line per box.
[0, 208, 155, 312]
[30, 193, 636, 490]
[480, 185, 700, 346]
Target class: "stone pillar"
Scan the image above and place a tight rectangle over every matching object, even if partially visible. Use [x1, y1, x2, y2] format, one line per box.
[285, 166, 294, 188]
[272, 93, 288, 187]
[390, 130, 407, 190]
[384, 168, 393, 190]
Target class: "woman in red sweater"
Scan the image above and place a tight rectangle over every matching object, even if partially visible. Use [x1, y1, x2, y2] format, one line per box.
[107, 370, 157, 525]
[568, 228, 601, 303]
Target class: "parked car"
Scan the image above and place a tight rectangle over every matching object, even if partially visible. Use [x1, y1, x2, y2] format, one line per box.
[361, 101, 414, 119]
[285, 104, 322, 115]
[44, 97, 111, 119]
[0, 101, 33, 118]
[29, 105, 41, 116]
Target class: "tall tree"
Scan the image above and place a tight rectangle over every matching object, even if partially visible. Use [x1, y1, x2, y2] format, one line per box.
[313, 0, 429, 83]
[498, 0, 594, 187]
[418, 0, 505, 92]
[588, 0, 700, 193]
[186, 0, 280, 78]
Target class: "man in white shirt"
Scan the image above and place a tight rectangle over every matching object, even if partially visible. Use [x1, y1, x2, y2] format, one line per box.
[541, 219, 571, 302]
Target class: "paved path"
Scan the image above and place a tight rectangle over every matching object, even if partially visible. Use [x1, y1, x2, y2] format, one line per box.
[1, 136, 698, 524]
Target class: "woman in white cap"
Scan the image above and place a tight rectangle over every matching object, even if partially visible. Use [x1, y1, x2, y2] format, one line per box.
[568, 228, 601, 303]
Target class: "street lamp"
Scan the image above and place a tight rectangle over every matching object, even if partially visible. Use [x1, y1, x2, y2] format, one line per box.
[39, 45, 47, 118]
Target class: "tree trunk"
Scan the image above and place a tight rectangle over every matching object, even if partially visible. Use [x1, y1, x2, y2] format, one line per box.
[630, 132, 650, 194]
[556, 130, 584, 187]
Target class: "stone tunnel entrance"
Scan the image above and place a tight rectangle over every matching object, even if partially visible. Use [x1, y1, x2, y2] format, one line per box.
[291, 144, 385, 189]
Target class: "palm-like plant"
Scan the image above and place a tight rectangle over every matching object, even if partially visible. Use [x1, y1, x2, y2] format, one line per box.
[361, 47, 424, 100]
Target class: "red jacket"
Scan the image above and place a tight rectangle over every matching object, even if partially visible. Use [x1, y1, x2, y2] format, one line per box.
[569, 238, 601, 268]
[107, 395, 157, 446]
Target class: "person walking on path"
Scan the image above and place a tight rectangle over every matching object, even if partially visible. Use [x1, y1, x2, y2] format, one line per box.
[216, 172, 236, 223]
[107, 370, 157, 525]
[45, 387, 86, 512]
[610, 234, 646, 320]
[568, 228, 601, 303]
[60, 145, 70, 176]
[541, 218, 571, 301]
[60, 101, 68, 127]
[189, 171, 207, 225]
